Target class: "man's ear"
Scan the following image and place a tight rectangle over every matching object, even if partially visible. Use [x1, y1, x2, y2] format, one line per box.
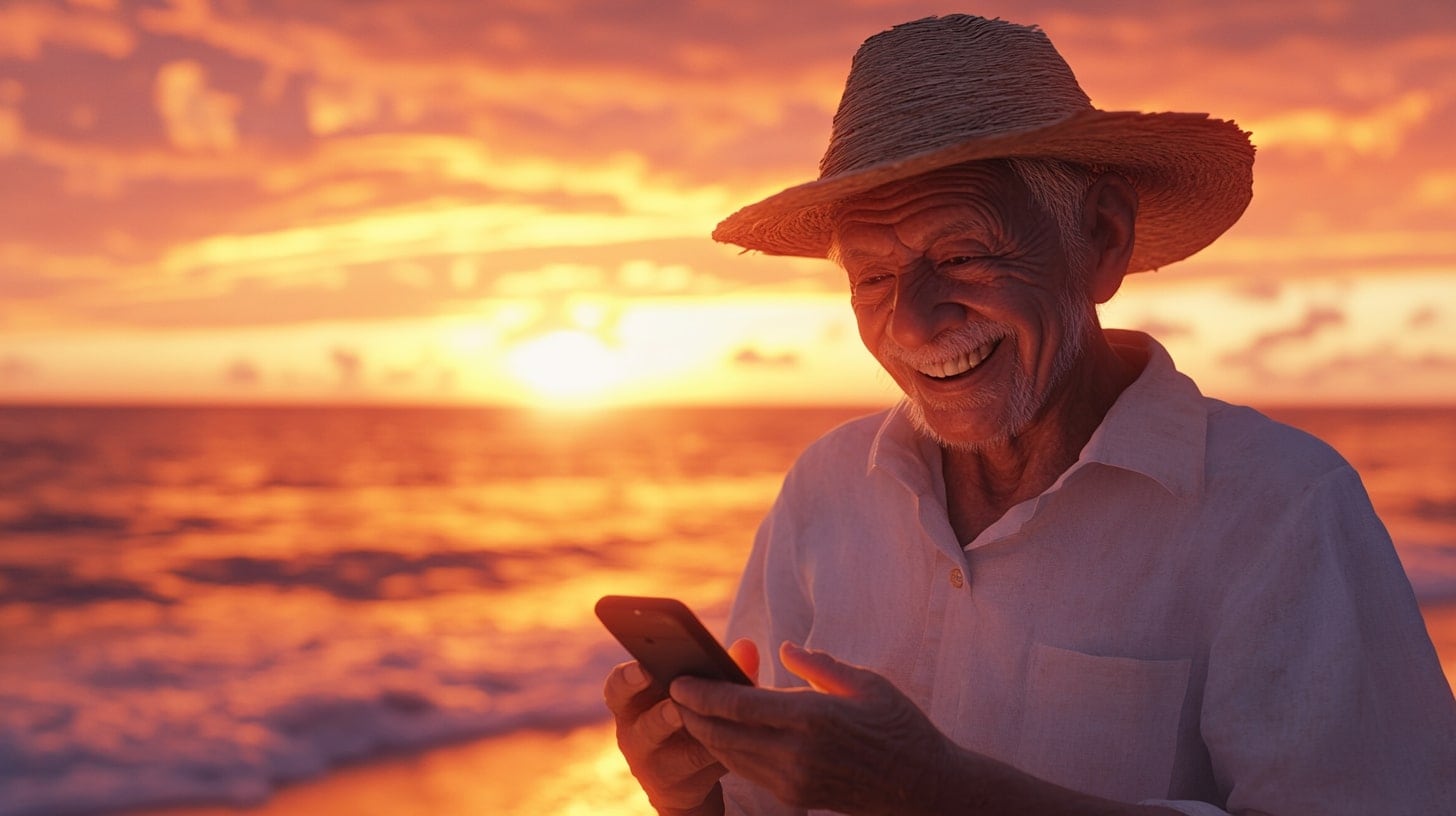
[1081, 172, 1138, 304]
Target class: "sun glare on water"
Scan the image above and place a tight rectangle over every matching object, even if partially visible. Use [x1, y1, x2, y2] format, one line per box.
[504, 330, 624, 406]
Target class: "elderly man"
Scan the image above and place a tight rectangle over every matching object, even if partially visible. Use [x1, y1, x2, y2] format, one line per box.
[604, 14, 1456, 816]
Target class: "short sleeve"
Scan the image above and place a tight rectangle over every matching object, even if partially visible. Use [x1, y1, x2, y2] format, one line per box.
[1201, 465, 1456, 814]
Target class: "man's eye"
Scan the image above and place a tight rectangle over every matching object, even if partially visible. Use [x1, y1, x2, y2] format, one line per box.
[939, 256, 975, 269]
[850, 274, 893, 300]
[853, 273, 892, 290]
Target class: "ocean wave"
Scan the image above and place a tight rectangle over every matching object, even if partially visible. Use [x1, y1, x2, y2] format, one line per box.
[0, 629, 628, 816]
[169, 545, 623, 601]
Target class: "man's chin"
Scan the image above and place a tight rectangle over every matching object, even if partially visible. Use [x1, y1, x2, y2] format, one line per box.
[904, 398, 1009, 453]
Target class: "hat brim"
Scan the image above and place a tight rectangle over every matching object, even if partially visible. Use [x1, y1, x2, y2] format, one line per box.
[712, 109, 1255, 274]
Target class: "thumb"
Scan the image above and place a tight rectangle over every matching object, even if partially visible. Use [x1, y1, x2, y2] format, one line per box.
[779, 641, 877, 697]
[728, 637, 760, 683]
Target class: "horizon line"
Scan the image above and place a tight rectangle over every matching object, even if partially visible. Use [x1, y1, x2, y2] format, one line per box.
[1, 398, 1452, 412]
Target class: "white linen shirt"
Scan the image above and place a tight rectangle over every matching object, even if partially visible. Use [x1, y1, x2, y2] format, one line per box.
[722, 331, 1456, 816]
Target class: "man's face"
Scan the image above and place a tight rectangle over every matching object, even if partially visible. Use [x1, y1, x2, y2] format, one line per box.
[832, 162, 1098, 449]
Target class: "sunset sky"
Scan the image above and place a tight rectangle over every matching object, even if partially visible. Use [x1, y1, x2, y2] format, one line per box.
[2, 0, 1453, 407]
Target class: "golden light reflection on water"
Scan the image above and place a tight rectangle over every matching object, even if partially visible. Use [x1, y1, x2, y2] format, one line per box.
[8, 405, 1451, 816]
[138, 721, 653, 816]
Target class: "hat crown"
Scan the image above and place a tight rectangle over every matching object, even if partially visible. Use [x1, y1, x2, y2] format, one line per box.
[820, 15, 1093, 179]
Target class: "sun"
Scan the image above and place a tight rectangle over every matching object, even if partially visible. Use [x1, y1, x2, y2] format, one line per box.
[504, 330, 624, 405]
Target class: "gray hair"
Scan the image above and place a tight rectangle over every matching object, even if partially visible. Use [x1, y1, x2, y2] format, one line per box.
[1002, 157, 1101, 271]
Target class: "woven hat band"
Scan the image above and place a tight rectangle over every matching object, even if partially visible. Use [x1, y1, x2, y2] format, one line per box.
[820, 16, 1093, 179]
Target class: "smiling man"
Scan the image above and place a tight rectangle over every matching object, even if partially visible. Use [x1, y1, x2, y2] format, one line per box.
[603, 14, 1456, 816]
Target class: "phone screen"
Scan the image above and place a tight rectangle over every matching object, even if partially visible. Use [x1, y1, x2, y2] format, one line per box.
[596, 595, 753, 687]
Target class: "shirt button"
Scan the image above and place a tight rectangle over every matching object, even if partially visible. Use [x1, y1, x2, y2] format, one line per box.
[949, 568, 965, 588]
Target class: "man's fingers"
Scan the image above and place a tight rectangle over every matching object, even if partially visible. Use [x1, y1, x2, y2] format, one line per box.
[779, 641, 877, 696]
[633, 698, 686, 746]
[644, 749, 729, 811]
[604, 662, 736, 811]
[637, 712, 727, 793]
[674, 706, 780, 775]
[654, 733, 726, 784]
[670, 676, 813, 728]
[728, 637, 760, 683]
[676, 704, 750, 751]
[604, 661, 657, 717]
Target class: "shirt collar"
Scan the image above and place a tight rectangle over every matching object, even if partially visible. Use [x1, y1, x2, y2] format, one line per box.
[1080, 330, 1206, 498]
[866, 330, 1207, 499]
[867, 400, 945, 500]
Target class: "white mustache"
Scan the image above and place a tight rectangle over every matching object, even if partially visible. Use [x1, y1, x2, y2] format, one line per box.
[881, 324, 1009, 369]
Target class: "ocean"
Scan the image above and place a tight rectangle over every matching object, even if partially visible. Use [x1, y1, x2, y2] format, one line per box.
[1, 404, 1453, 815]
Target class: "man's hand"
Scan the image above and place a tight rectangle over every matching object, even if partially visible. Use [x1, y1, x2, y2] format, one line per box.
[603, 638, 760, 816]
[668, 641, 955, 815]
[670, 643, 1184, 816]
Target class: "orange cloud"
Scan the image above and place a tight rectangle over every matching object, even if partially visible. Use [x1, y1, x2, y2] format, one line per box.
[2, 0, 1453, 406]
[305, 81, 382, 136]
[0, 105, 21, 155]
[0, 354, 40, 382]
[154, 60, 240, 151]
[1408, 307, 1440, 330]
[0, 0, 134, 60]
[1246, 92, 1434, 160]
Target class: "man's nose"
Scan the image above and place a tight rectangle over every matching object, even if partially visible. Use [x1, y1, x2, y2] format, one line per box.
[889, 268, 966, 349]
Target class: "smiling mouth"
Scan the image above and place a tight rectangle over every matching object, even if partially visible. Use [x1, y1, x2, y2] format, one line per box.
[917, 338, 1001, 380]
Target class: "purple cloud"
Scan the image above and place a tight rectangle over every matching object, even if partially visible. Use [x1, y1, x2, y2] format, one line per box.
[223, 358, 261, 387]
[1220, 304, 1347, 374]
[732, 347, 799, 367]
[331, 347, 363, 387]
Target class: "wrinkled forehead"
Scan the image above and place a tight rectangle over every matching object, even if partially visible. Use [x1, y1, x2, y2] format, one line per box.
[828, 160, 1031, 263]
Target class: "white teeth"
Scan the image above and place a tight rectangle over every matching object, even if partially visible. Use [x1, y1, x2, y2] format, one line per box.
[919, 340, 997, 379]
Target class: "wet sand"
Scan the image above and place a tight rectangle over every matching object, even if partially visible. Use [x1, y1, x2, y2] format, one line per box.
[137, 602, 1456, 816]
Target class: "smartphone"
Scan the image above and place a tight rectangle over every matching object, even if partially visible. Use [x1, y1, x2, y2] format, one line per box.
[595, 595, 753, 688]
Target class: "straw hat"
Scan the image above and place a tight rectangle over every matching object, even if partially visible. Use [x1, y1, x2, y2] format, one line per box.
[713, 14, 1255, 273]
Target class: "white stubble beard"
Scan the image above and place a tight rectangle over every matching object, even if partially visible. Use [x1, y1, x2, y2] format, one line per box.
[898, 284, 1099, 453]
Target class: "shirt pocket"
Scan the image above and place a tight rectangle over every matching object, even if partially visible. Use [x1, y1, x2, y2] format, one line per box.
[1014, 643, 1190, 803]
